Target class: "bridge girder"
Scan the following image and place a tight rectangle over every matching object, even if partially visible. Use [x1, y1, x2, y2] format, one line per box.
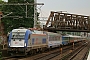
[44, 11, 90, 32]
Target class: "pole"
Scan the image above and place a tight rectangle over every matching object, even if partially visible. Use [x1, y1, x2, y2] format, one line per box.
[60, 45, 62, 54]
[34, 0, 37, 28]
[26, 5, 27, 18]
[73, 42, 74, 50]
[60, 47, 62, 59]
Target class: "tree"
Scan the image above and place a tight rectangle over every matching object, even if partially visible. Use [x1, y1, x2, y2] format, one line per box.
[1, 0, 34, 34]
[0, 0, 5, 3]
[0, 0, 2, 2]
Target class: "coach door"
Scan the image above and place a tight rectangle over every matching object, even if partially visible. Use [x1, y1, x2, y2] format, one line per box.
[28, 34, 31, 46]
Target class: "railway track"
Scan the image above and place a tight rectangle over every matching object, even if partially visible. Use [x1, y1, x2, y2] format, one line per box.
[3, 56, 18, 60]
[2, 56, 25, 60]
[4, 44, 71, 60]
[60, 42, 89, 60]
[2, 42, 72, 60]
[44, 42, 83, 60]
[3, 42, 86, 60]
[33, 43, 80, 60]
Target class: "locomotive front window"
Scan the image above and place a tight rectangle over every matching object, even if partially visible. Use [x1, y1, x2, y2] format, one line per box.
[12, 35, 25, 39]
[12, 32, 25, 39]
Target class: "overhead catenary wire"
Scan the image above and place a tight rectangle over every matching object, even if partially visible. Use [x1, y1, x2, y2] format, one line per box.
[37, 7, 48, 18]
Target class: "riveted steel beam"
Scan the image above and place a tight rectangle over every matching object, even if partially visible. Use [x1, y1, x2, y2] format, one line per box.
[44, 11, 90, 32]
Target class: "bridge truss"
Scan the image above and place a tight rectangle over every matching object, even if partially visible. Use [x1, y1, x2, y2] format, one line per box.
[43, 11, 90, 32]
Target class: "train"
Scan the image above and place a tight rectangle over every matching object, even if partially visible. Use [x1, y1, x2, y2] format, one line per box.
[7, 27, 86, 56]
[62, 35, 83, 45]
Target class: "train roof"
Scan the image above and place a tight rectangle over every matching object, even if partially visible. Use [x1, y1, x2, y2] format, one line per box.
[45, 32, 61, 36]
[31, 30, 61, 35]
[63, 35, 81, 38]
[31, 30, 44, 34]
[12, 29, 28, 32]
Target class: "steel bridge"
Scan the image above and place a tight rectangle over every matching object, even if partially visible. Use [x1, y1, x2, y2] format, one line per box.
[43, 11, 90, 32]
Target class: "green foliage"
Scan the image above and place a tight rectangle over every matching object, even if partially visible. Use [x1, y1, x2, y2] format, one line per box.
[8, 0, 34, 3]
[0, 52, 2, 60]
[0, 0, 5, 4]
[0, 0, 2, 2]
[1, 0, 34, 34]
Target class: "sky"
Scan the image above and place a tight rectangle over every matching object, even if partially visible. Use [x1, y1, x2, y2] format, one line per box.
[3, 0, 90, 17]
[37, 0, 90, 17]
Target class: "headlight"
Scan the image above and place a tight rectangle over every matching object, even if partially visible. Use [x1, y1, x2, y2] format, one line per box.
[9, 43, 10, 46]
[25, 43, 26, 46]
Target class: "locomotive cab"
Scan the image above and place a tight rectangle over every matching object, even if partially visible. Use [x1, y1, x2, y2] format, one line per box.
[8, 28, 32, 56]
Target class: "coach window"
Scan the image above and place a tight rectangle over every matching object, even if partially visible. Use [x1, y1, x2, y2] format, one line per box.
[55, 36, 56, 40]
[52, 36, 53, 41]
[52, 36, 54, 41]
[50, 36, 52, 41]
[53, 36, 55, 41]
[19, 39, 21, 41]
[51, 36, 53, 41]
[55, 36, 56, 41]
[49, 36, 51, 41]
[52, 37, 53, 41]
[54, 36, 55, 41]
[56, 36, 57, 40]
